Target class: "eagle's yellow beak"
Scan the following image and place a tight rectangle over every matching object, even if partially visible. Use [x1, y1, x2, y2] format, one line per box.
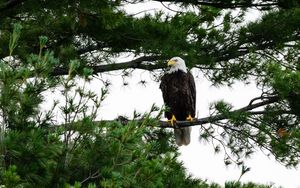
[167, 60, 176, 66]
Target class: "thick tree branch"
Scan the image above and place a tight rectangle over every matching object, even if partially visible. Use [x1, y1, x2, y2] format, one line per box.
[160, 96, 280, 128]
[52, 96, 285, 133]
[51, 56, 164, 76]
[73, 96, 279, 129]
[50, 48, 251, 76]
[154, 0, 278, 9]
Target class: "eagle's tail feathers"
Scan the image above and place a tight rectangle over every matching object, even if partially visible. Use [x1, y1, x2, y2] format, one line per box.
[174, 127, 191, 146]
[174, 128, 183, 146]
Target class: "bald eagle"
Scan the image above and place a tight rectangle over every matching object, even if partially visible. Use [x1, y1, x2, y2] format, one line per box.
[159, 57, 196, 146]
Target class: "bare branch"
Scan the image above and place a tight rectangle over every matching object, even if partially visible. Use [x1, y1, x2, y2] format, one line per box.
[51, 56, 164, 76]
[160, 96, 280, 128]
[154, 0, 278, 9]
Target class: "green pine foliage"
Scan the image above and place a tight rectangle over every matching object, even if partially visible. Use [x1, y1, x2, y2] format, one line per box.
[0, 27, 205, 187]
[0, 24, 275, 187]
[1, 0, 300, 187]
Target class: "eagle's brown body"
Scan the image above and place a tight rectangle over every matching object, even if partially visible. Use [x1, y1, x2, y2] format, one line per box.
[160, 71, 196, 120]
[160, 70, 196, 146]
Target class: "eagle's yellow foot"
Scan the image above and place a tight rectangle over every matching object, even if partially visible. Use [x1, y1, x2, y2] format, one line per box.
[186, 114, 194, 122]
[167, 115, 177, 127]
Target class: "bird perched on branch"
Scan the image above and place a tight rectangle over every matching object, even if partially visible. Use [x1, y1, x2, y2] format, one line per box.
[160, 57, 196, 146]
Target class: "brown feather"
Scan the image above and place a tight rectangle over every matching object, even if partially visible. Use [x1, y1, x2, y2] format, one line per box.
[160, 70, 196, 146]
[160, 70, 196, 120]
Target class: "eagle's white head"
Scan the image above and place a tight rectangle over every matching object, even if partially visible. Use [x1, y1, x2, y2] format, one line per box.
[167, 57, 187, 74]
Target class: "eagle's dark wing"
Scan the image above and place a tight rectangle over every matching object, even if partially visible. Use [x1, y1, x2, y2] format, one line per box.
[159, 74, 172, 119]
[188, 71, 196, 117]
[160, 71, 196, 120]
[176, 71, 195, 146]
[159, 71, 196, 146]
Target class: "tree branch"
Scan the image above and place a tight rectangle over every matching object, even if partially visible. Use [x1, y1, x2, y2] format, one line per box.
[154, 0, 278, 9]
[51, 96, 283, 132]
[50, 56, 164, 76]
[49, 47, 251, 76]
[160, 96, 280, 128]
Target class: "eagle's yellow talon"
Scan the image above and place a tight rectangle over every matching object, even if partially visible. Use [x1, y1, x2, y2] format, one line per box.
[186, 114, 194, 122]
[167, 115, 177, 126]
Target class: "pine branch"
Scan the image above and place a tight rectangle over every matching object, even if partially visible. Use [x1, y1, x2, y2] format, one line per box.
[51, 96, 281, 131]
[154, 0, 278, 9]
[49, 48, 252, 76]
[50, 56, 164, 76]
[160, 96, 280, 128]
